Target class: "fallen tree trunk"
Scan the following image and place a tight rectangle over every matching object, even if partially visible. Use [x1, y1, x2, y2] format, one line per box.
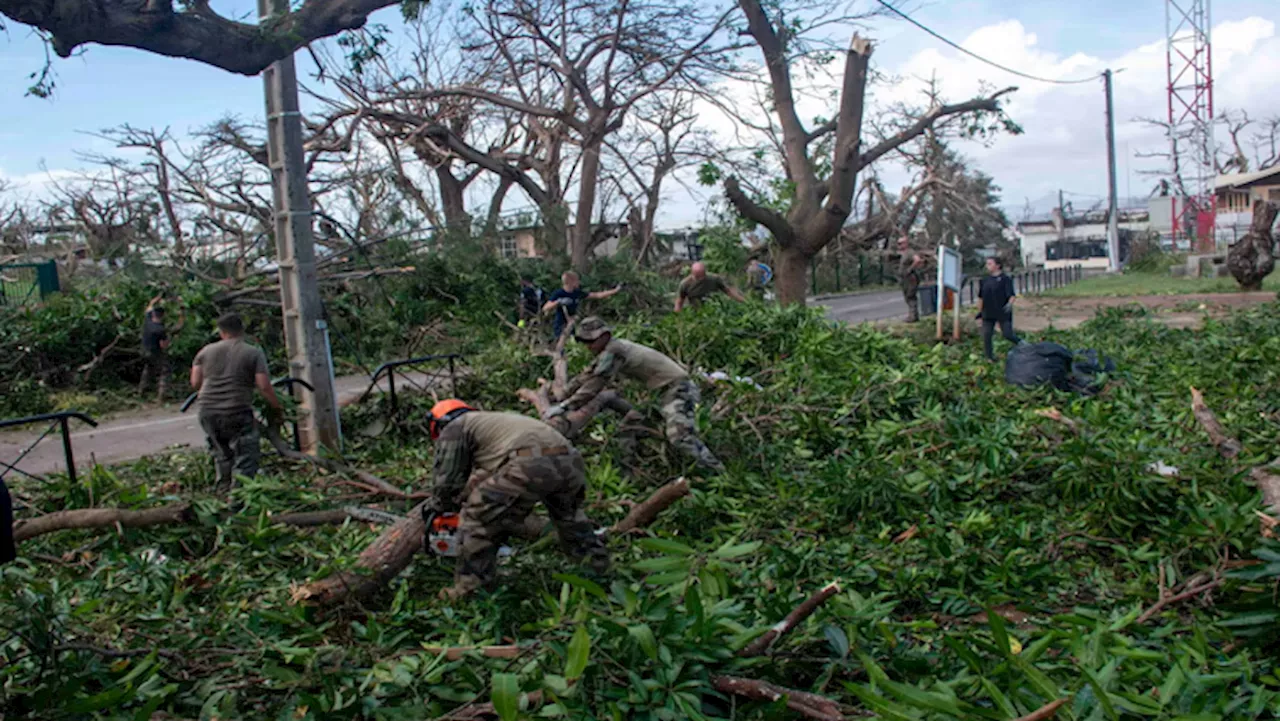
[738, 581, 841, 657]
[712, 675, 844, 721]
[297, 477, 692, 606]
[612, 477, 690, 535]
[14, 503, 194, 543]
[291, 500, 430, 605]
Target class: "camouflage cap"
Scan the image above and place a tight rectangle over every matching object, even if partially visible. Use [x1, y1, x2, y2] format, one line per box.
[574, 316, 611, 341]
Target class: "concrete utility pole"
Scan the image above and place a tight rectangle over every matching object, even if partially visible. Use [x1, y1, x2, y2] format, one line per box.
[258, 0, 341, 453]
[1103, 69, 1122, 272]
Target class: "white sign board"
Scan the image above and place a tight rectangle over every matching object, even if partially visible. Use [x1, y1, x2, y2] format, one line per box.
[938, 245, 962, 292]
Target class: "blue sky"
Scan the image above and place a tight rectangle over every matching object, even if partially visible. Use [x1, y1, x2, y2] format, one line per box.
[2, 0, 1278, 226]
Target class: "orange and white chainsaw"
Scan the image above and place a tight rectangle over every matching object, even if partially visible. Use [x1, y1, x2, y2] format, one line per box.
[421, 510, 514, 558]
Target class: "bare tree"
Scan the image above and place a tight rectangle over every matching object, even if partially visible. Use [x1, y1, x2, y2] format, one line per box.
[1, 0, 403, 79]
[1253, 116, 1280, 171]
[605, 92, 708, 264]
[722, 0, 1017, 305]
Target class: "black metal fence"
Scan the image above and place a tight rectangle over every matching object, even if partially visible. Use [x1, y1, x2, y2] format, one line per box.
[362, 354, 464, 418]
[0, 411, 99, 485]
[918, 265, 1085, 312]
[181, 377, 314, 452]
[809, 254, 890, 296]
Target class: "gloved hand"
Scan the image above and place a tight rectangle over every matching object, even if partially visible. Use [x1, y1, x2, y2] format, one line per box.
[1002, 301, 1013, 315]
[975, 312, 983, 321]
[517, 319, 526, 328]
[542, 402, 567, 420]
[264, 405, 285, 428]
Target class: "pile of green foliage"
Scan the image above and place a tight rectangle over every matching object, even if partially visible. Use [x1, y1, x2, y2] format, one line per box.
[0, 250, 671, 418]
[3, 298, 1279, 719]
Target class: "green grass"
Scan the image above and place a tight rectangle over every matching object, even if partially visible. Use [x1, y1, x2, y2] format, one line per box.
[1043, 268, 1280, 297]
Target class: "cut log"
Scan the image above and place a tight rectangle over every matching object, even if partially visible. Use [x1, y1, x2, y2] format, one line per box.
[291, 500, 429, 605]
[611, 477, 690, 535]
[13, 503, 194, 543]
[1190, 387, 1242, 459]
[1014, 698, 1069, 721]
[738, 581, 841, 657]
[712, 676, 844, 721]
[1226, 200, 1277, 291]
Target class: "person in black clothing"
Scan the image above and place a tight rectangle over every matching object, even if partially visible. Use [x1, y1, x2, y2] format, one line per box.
[542, 270, 621, 342]
[517, 274, 546, 326]
[139, 295, 179, 402]
[977, 257, 1021, 361]
[0, 479, 15, 564]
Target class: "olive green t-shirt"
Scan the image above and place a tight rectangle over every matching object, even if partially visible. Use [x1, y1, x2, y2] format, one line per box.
[460, 411, 571, 473]
[678, 274, 729, 305]
[602, 338, 689, 390]
[193, 338, 269, 414]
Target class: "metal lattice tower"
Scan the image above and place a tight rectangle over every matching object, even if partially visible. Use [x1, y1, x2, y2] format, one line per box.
[1165, 0, 1215, 250]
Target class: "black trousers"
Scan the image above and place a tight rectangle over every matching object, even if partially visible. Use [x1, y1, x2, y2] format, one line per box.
[982, 314, 1020, 360]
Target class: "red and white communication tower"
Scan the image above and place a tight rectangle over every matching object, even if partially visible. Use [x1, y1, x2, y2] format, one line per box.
[1165, 0, 1216, 251]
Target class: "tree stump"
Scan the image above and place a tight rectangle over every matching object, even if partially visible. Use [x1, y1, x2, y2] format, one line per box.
[1227, 201, 1278, 291]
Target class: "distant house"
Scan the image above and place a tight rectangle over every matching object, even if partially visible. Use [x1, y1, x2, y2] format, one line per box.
[1015, 205, 1146, 269]
[1215, 166, 1280, 240]
[496, 223, 629, 260]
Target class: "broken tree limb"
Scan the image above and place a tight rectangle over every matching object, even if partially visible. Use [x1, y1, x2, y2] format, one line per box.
[13, 503, 194, 543]
[1136, 577, 1224, 624]
[263, 424, 426, 500]
[1249, 461, 1280, 516]
[1014, 698, 1069, 721]
[270, 507, 404, 527]
[434, 690, 544, 720]
[611, 477, 691, 535]
[739, 581, 841, 657]
[291, 500, 430, 605]
[422, 644, 524, 661]
[712, 676, 844, 721]
[1190, 387, 1242, 459]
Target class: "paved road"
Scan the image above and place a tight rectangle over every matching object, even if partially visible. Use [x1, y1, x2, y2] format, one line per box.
[0, 370, 448, 479]
[817, 289, 907, 324]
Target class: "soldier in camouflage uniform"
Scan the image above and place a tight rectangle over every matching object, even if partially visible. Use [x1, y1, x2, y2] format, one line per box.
[425, 399, 609, 600]
[545, 318, 725, 474]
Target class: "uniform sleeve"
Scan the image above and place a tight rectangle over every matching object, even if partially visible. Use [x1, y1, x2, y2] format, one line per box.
[193, 346, 206, 367]
[254, 349, 269, 375]
[564, 350, 620, 410]
[713, 275, 729, 292]
[431, 421, 472, 509]
[677, 278, 690, 299]
[1006, 276, 1017, 298]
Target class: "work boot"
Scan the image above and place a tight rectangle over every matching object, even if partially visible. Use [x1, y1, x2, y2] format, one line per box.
[438, 584, 472, 602]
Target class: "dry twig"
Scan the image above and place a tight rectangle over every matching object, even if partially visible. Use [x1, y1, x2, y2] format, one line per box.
[739, 581, 841, 657]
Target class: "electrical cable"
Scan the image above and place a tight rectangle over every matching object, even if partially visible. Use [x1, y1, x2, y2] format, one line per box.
[875, 0, 1102, 85]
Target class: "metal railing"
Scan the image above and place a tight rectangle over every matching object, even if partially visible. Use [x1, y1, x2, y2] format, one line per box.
[181, 377, 314, 452]
[918, 264, 1084, 311]
[0, 411, 99, 485]
[363, 354, 464, 418]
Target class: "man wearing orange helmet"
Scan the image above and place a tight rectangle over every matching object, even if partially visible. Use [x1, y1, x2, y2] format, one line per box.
[426, 399, 609, 599]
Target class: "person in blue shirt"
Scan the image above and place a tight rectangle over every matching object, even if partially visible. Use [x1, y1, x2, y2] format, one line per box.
[542, 270, 621, 341]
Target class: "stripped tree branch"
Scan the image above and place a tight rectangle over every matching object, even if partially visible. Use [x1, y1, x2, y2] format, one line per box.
[738, 581, 841, 657]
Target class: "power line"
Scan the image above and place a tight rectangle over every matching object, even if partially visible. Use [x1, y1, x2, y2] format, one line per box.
[875, 0, 1102, 85]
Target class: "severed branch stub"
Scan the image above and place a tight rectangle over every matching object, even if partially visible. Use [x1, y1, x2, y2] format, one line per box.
[739, 581, 841, 657]
[13, 503, 194, 543]
[712, 676, 844, 721]
[611, 477, 690, 535]
[1190, 387, 1242, 459]
[1014, 698, 1070, 721]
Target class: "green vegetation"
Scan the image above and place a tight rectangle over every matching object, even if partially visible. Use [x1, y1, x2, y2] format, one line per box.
[4, 298, 1280, 719]
[1044, 268, 1280, 298]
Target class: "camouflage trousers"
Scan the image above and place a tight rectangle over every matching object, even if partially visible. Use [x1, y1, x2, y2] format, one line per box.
[659, 380, 724, 473]
[198, 410, 260, 492]
[547, 390, 647, 459]
[138, 351, 171, 401]
[903, 282, 920, 323]
[453, 451, 609, 596]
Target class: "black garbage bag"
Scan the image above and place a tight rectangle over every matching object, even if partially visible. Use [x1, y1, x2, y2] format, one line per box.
[1004, 342, 1115, 395]
[1004, 342, 1074, 391]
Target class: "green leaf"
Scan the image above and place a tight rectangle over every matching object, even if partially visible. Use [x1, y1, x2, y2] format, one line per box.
[823, 625, 849, 659]
[633, 556, 691, 573]
[980, 678, 1016, 720]
[710, 540, 761, 560]
[565, 625, 590, 680]
[492, 673, 519, 721]
[628, 624, 658, 660]
[637, 538, 696, 556]
[553, 573, 607, 600]
[1083, 668, 1119, 721]
[944, 636, 983, 673]
[987, 608, 1011, 657]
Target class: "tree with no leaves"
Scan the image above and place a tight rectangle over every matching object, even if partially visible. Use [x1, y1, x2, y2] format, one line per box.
[1, 0, 403, 81]
[722, 0, 1018, 306]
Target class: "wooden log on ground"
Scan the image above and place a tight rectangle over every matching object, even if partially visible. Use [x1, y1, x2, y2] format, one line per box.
[291, 500, 429, 605]
[1190, 387, 1242, 459]
[738, 581, 841, 657]
[13, 503, 194, 543]
[1014, 699, 1069, 721]
[611, 477, 690, 535]
[712, 675, 844, 721]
